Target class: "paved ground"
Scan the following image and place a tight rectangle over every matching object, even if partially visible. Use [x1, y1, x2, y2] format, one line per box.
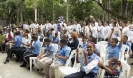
[0, 52, 44, 78]
[0, 52, 133, 78]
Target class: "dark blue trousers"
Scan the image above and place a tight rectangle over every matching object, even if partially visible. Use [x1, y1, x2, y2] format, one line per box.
[64, 71, 96, 78]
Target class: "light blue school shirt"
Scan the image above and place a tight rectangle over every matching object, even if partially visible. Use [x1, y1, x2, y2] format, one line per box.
[81, 53, 100, 74]
[57, 45, 71, 65]
[53, 37, 60, 44]
[49, 34, 53, 42]
[80, 42, 87, 50]
[125, 42, 131, 51]
[108, 42, 122, 59]
[32, 40, 41, 55]
[14, 35, 22, 47]
[45, 43, 55, 58]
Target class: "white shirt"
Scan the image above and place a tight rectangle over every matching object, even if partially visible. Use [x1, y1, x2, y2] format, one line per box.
[81, 26, 90, 36]
[21, 37, 31, 48]
[45, 23, 52, 30]
[30, 23, 35, 29]
[34, 23, 39, 29]
[112, 26, 120, 38]
[102, 26, 111, 39]
[28, 33, 32, 40]
[97, 26, 103, 38]
[23, 24, 29, 29]
[90, 26, 97, 38]
[72, 24, 81, 34]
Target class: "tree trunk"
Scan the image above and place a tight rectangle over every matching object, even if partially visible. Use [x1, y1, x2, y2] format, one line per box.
[38, 9, 39, 23]
[20, 3, 23, 23]
[7, 6, 16, 24]
[121, 0, 128, 18]
[34, 6, 37, 22]
[16, 8, 19, 25]
[53, 0, 55, 21]
[66, 0, 69, 22]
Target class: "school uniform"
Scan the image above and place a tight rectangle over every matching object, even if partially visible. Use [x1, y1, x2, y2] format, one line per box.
[6, 35, 22, 61]
[23, 40, 41, 66]
[53, 37, 60, 44]
[124, 42, 131, 52]
[49, 45, 71, 78]
[122, 27, 129, 37]
[129, 28, 133, 53]
[102, 26, 111, 40]
[23, 24, 29, 30]
[65, 53, 100, 78]
[72, 24, 81, 34]
[38, 43, 55, 70]
[49, 34, 53, 42]
[81, 26, 89, 36]
[97, 26, 103, 41]
[108, 42, 122, 59]
[90, 26, 97, 38]
[17, 37, 31, 62]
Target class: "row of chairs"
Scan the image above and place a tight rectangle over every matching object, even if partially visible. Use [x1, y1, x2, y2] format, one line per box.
[29, 40, 131, 78]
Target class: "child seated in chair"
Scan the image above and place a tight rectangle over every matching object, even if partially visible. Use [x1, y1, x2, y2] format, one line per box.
[65, 42, 100, 78]
[122, 35, 131, 55]
[37, 38, 55, 71]
[43, 39, 71, 78]
[98, 57, 122, 78]
[107, 27, 123, 59]
[53, 33, 59, 44]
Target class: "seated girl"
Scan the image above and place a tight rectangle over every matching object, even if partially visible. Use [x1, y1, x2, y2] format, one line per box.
[65, 42, 100, 78]
[107, 27, 123, 59]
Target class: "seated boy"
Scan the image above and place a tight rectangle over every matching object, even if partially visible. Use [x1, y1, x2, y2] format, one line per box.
[122, 35, 131, 54]
[20, 35, 41, 70]
[43, 39, 71, 78]
[37, 38, 55, 71]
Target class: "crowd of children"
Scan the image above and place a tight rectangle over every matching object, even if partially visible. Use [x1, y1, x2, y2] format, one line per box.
[0, 17, 132, 78]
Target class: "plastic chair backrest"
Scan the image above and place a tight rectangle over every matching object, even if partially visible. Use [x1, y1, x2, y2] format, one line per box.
[119, 61, 131, 78]
[119, 45, 127, 61]
[98, 41, 108, 47]
[95, 44, 107, 62]
[65, 50, 76, 67]
[73, 48, 82, 71]
[39, 42, 43, 55]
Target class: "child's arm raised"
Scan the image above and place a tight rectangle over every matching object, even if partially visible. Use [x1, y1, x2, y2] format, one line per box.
[108, 28, 114, 43]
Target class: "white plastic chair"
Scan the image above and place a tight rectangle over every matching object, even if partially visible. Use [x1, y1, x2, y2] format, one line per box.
[30, 43, 58, 71]
[98, 60, 131, 78]
[97, 41, 108, 47]
[119, 45, 129, 62]
[78, 38, 83, 47]
[95, 44, 107, 62]
[29, 42, 43, 71]
[119, 60, 131, 78]
[57, 50, 81, 78]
